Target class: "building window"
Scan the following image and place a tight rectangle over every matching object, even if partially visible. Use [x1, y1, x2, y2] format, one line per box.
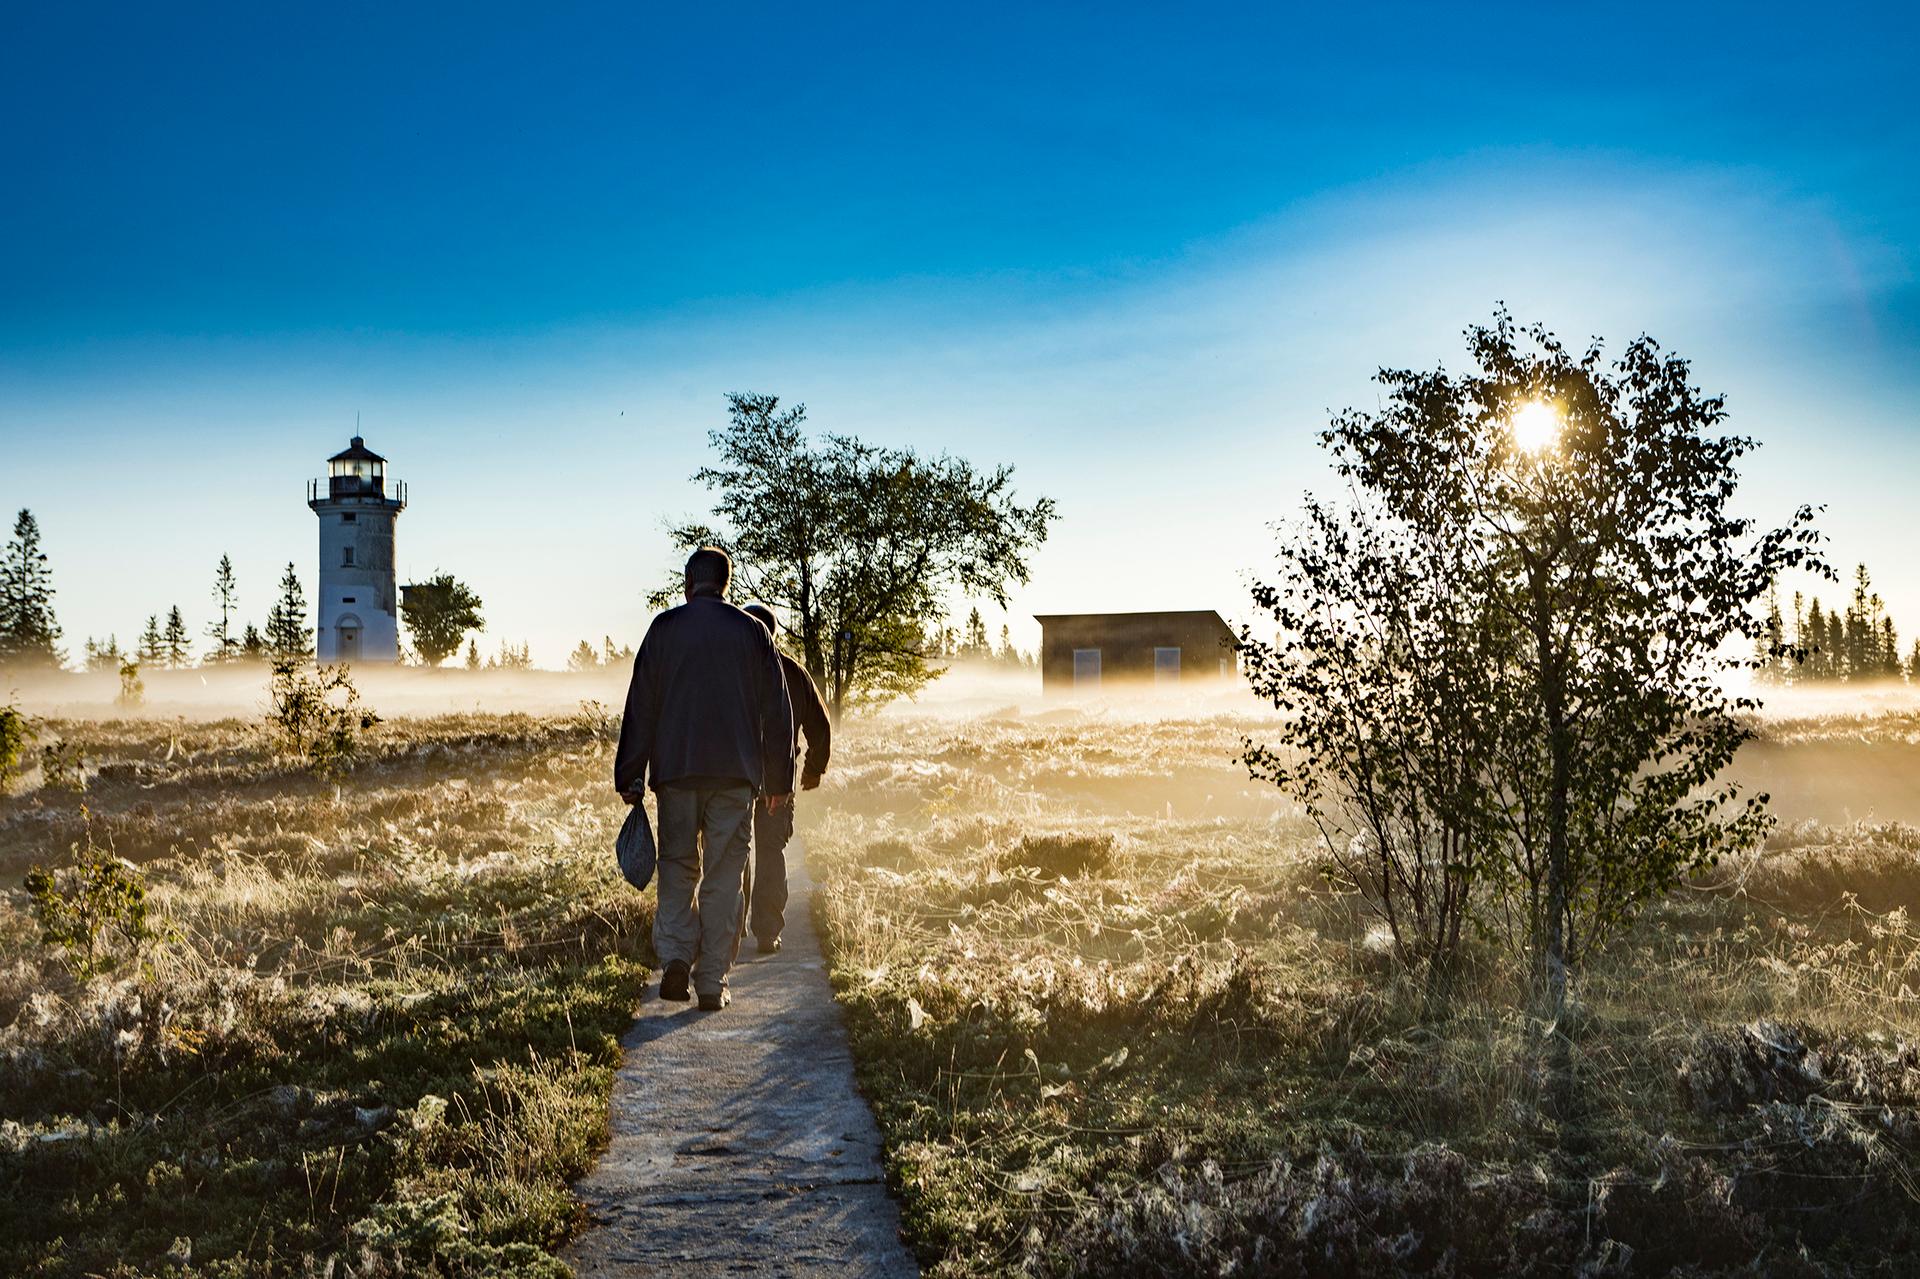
[342, 596, 356, 604]
[1154, 647, 1182, 683]
[341, 513, 356, 523]
[1072, 648, 1102, 687]
[342, 547, 354, 566]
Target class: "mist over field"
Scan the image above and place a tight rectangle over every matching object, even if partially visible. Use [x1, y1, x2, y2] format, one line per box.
[10, 662, 1920, 827]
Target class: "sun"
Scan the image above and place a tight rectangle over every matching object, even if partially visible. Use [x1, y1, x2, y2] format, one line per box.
[1508, 399, 1562, 453]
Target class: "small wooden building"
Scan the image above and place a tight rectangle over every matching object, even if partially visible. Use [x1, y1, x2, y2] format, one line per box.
[1033, 611, 1238, 692]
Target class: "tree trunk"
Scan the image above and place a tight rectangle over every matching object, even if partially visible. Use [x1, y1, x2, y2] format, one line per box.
[1533, 574, 1574, 1112]
[829, 630, 850, 725]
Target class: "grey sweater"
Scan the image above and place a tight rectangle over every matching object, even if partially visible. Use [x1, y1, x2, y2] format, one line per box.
[614, 595, 794, 796]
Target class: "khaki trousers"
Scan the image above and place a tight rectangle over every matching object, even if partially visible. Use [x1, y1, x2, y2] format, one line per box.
[653, 784, 755, 997]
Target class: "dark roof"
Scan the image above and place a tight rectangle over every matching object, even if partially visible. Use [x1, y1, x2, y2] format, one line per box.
[328, 435, 386, 464]
[1033, 609, 1234, 630]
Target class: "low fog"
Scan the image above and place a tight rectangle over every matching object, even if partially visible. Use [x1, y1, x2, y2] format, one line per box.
[9, 663, 1920, 827]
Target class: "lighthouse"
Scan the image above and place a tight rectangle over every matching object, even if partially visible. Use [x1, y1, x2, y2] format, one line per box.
[307, 435, 407, 663]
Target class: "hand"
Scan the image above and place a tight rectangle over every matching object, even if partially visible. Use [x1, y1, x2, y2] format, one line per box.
[621, 790, 643, 806]
[801, 774, 822, 792]
[765, 793, 792, 812]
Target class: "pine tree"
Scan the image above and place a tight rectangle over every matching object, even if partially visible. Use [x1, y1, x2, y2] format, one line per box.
[567, 640, 600, 671]
[1755, 587, 1787, 684]
[1909, 641, 1920, 685]
[138, 615, 166, 665]
[207, 554, 239, 663]
[240, 623, 267, 663]
[163, 606, 191, 668]
[964, 607, 988, 657]
[0, 509, 63, 669]
[1803, 599, 1831, 681]
[1880, 616, 1901, 679]
[83, 636, 126, 672]
[264, 563, 312, 663]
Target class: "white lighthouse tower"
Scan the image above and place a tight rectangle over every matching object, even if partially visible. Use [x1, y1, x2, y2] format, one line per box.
[307, 435, 407, 663]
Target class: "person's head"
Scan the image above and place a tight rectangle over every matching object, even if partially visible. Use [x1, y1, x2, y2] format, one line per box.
[743, 603, 776, 637]
[683, 546, 732, 600]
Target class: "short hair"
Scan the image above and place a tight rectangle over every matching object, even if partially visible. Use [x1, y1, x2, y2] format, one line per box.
[743, 603, 776, 636]
[684, 546, 731, 597]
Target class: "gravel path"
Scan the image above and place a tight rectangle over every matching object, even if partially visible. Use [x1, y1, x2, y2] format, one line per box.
[569, 841, 920, 1278]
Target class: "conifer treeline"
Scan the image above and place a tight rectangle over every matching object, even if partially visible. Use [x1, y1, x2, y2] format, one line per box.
[1757, 564, 1920, 685]
[923, 606, 1037, 668]
[0, 509, 542, 673]
[86, 563, 305, 670]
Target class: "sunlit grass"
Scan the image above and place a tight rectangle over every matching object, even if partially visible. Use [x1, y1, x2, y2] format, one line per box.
[0, 710, 649, 1278]
[810, 713, 1920, 1277]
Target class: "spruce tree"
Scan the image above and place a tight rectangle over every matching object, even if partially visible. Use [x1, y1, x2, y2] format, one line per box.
[1804, 599, 1831, 681]
[0, 509, 63, 669]
[264, 563, 312, 663]
[964, 607, 988, 657]
[465, 638, 481, 670]
[1755, 587, 1787, 684]
[207, 554, 239, 663]
[84, 636, 125, 672]
[163, 606, 191, 668]
[137, 615, 166, 665]
[240, 623, 267, 662]
[1909, 641, 1920, 685]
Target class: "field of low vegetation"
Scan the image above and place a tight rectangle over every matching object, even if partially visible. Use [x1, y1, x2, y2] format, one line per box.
[0, 705, 649, 1277]
[809, 707, 1920, 1277]
[6, 695, 1920, 1276]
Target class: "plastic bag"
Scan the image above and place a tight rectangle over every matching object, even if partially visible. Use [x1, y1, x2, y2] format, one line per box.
[615, 799, 656, 890]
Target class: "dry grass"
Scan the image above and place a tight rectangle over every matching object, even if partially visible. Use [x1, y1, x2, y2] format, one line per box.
[10, 697, 1920, 1276]
[0, 707, 649, 1277]
[810, 713, 1920, 1277]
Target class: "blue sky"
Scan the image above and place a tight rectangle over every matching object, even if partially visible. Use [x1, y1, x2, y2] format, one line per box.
[4, 3, 1917, 666]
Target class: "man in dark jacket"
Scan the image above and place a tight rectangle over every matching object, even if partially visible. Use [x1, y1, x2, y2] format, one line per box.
[615, 548, 792, 1011]
[740, 604, 831, 953]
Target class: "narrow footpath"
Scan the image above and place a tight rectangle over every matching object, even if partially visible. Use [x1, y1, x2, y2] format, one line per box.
[569, 842, 921, 1278]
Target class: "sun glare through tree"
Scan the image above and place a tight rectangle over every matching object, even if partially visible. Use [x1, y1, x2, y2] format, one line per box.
[1507, 397, 1564, 453]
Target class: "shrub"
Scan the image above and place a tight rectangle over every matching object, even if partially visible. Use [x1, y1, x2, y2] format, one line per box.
[0, 699, 31, 785]
[999, 831, 1115, 879]
[573, 698, 617, 741]
[268, 660, 379, 772]
[23, 822, 161, 980]
[38, 737, 87, 791]
[116, 658, 144, 708]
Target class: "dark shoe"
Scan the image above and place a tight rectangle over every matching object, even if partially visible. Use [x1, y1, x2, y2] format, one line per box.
[697, 989, 731, 1011]
[659, 960, 691, 1002]
[756, 935, 782, 955]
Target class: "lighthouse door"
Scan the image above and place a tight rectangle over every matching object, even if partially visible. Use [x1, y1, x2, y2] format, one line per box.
[336, 616, 362, 663]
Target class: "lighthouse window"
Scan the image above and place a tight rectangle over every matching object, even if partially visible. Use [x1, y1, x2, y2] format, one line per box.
[342, 597, 356, 604]
[341, 513, 356, 523]
[342, 547, 354, 566]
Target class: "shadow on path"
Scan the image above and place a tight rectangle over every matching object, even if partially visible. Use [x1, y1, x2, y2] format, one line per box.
[568, 840, 920, 1278]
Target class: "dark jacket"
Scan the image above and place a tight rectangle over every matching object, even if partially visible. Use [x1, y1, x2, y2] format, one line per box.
[778, 652, 832, 786]
[614, 595, 794, 796]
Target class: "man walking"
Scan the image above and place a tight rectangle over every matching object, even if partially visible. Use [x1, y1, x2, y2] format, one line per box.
[741, 604, 831, 954]
[615, 548, 792, 1011]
